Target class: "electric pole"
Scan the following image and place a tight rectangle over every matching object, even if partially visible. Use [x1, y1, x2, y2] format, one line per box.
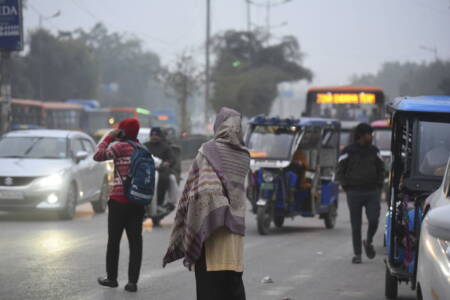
[246, 0, 252, 32]
[205, 0, 211, 126]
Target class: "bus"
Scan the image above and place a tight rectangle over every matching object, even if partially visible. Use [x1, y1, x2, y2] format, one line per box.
[305, 85, 385, 148]
[108, 107, 151, 128]
[42, 102, 83, 130]
[11, 99, 44, 130]
[150, 109, 179, 133]
[305, 85, 385, 123]
[66, 99, 111, 136]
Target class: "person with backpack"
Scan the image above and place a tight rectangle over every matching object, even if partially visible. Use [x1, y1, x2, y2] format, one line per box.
[163, 107, 250, 300]
[94, 118, 155, 292]
[336, 123, 385, 264]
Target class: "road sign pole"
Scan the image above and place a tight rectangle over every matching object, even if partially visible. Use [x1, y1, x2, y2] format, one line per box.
[0, 51, 12, 135]
[0, 0, 24, 135]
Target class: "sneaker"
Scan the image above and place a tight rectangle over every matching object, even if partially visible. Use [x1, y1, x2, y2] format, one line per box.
[97, 277, 118, 288]
[352, 255, 362, 264]
[124, 282, 138, 292]
[363, 240, 376, 259]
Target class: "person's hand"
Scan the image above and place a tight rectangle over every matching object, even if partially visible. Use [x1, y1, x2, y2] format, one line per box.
[162, 161, 170, 168]
[108, 129, 121, 139]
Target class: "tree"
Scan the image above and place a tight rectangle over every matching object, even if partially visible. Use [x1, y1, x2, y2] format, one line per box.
[210, 30, 312, 116]
[158, 52, 202, 133]
[351, 60, 450, 99]
[11, 29, 98, 101]
[75, 24, 162, 108]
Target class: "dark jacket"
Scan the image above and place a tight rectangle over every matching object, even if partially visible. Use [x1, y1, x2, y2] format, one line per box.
[336, 143, 385, 191]
[144, 139, 176, 170]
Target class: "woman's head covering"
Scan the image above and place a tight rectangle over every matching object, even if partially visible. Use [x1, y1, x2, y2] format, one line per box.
[118, 118, 140, 140]
[213, 107, 246, 149]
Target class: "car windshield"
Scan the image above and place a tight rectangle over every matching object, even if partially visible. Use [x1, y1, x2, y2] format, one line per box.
[0, 137, 68, 159]
[373, 129, 391, 151]
[247, 125, 299, 160]
[418, 121, 450, 177]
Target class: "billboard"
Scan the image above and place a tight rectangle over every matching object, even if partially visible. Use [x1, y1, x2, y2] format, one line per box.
[0, 0, 23, 51]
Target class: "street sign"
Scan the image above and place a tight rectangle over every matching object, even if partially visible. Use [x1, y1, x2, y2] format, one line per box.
[0, 0, 23, 51]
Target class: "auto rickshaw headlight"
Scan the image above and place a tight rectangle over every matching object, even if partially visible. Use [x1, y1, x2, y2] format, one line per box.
[262, 171, 274, 183]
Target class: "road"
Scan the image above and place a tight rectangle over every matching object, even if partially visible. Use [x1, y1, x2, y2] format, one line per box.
[0, 194, 416, 300]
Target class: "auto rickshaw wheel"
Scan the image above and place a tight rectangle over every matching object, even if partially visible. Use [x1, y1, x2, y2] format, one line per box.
[385, 266, 398, 299]
[273, 215, 285, 228]
[323, 202, 337, 229]
[257, 206, 272, 235]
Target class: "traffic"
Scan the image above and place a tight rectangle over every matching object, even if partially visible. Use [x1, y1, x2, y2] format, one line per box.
[0, 1, 448, 299]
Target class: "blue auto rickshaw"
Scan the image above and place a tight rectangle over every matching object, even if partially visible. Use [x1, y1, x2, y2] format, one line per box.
[245, 116, 340, 235]
[384, 96, 450, 299]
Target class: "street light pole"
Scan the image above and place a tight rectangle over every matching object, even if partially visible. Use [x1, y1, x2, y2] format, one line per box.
[246, 0, 252, 32]
[37, 10, 61, 100]
[205, 0, 211, 126]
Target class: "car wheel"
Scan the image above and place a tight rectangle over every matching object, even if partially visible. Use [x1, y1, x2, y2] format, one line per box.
[324, 201, 337, 229]
[59, 183, 77, 220]
[385, 266, 398, 299]
[92, 179, 108, 214]
[257, 205, 272, 235]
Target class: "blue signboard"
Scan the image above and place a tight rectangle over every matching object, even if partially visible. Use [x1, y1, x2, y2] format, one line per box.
[0, 0, 23, 51]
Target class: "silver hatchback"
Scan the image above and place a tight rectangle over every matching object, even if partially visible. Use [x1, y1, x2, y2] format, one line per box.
[0, 129, 111, 219]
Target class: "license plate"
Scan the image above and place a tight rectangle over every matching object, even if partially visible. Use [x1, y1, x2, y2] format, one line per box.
[0, 191, 24, 200]
[260, 183, 274, 190]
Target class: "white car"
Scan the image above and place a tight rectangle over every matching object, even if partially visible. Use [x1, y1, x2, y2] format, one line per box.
[416, 158, 450, 299]
[0, 130, 110, 219]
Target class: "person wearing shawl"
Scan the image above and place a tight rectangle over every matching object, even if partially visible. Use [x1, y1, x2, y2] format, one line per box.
[163, 107, 250, 300]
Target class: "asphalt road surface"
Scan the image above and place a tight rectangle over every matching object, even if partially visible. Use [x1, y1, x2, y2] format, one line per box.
[0, 193, 416, 300]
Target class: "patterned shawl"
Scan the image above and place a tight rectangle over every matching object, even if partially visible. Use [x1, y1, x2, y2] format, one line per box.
[163, 107, 250, 269]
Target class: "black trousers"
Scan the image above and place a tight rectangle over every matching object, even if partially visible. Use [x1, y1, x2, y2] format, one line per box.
[346, 190, 381, 255]
[106, 200, 145, 283]
[194, 248, 246, 300]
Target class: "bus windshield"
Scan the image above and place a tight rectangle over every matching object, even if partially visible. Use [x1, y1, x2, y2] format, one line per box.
[305, 87, 384, 122]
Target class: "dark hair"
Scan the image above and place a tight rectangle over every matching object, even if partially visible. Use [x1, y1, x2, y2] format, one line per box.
[150, 127, 163, 137]
[353, 123, 373, 141]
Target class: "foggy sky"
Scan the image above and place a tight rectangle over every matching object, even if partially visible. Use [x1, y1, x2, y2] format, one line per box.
[25, 0, 450, 86]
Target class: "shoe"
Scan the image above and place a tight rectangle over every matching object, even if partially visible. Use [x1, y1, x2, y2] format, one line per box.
[124, 282, 138, 292]
[97, 277, 118, 288]
[352, 255, 362, 264]
[363, 240, 376, 259]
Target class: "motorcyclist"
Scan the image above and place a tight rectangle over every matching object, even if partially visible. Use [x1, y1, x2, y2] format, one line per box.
[144, 127, 176, 213]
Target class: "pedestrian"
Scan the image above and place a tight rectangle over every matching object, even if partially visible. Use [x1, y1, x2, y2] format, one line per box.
[336, 123, 385, 264]
[163, 107, 250, 300]
[144, 127, 177, 212]
[94, 118, 145, 292]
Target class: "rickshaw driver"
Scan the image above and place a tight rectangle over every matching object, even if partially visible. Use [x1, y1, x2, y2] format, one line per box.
[419, 136, 450, 176]
[290, 149, 312, 190]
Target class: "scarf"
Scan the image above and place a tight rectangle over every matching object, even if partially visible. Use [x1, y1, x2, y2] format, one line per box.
[163, 107, 250, 269]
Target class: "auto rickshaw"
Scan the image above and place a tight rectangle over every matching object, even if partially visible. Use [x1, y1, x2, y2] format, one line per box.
[245, 116, 340, 235]
[384, 96, 450, 299]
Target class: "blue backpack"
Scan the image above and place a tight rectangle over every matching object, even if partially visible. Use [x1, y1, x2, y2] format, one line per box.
[118, 141, 155, 206]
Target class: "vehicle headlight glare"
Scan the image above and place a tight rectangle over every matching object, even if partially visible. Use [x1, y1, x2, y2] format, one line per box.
[37, 174, 63, 188]
[262, 171, 274, 183]
[47, 193, 59, 204]
[439, 239, 450, 261]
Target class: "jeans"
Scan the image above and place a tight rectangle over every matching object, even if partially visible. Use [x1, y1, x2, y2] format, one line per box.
[106, 200, 145, 283]
[346, 189, 381, 256]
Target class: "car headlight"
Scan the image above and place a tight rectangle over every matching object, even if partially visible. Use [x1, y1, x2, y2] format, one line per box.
[35, 174, 64, 188]
[262, 171, 274, 183]
[438, 239, 450, 261]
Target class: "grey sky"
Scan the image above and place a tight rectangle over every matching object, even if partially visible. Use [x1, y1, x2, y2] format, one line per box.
[25, 0, 450, 86]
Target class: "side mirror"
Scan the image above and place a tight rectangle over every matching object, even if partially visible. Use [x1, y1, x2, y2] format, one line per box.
[75, 150, 89, 163]
[426, 204, 450, 241]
